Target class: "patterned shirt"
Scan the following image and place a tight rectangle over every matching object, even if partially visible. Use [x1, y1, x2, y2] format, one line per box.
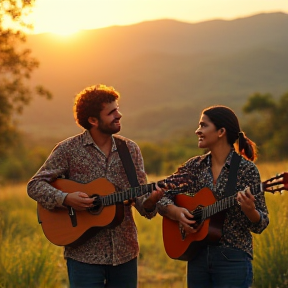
[27, 130, 156, 265]
[157, 150, 269, 258]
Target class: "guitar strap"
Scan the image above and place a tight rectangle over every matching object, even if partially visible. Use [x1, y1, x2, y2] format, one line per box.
[114, 136, 140, 188]
[224, 152, 241, 197]
[209, 152, 241, 245]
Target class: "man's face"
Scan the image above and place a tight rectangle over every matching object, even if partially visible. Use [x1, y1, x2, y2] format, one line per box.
[97, 101, 122, 134]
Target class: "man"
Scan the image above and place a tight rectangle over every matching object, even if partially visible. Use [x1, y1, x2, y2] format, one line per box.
[27, 84, 162, 288]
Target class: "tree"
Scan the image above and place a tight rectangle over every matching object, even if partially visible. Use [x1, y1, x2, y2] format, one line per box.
[0, 0, 51, 157]
[266, 92, 288, 158]
[242, 92, 288, 160]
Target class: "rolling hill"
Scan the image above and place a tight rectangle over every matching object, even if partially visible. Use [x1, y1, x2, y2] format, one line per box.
[20, 12, 288, 144]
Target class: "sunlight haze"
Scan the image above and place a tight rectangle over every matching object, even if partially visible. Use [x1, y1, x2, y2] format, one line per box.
[28, 0, 288, 35]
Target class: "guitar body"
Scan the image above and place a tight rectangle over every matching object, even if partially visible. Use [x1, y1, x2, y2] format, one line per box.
[162, 187, 225, 261]
[37, 178, 124, 247]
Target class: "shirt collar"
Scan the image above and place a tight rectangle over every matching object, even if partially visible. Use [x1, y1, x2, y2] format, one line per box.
[225, 149, 237, 168]
[82, 130, 95, 145]
[198, 149, 235, 168]
[82, 130, 118, 152]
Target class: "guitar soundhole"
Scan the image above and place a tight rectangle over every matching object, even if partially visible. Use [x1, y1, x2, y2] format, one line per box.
[191, 206, 203, 228]
[87, 194, 102, 215]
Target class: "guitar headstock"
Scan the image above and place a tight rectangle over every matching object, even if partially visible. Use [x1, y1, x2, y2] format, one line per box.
[262, 172, 288, 194]
[158, 173, 193, 195]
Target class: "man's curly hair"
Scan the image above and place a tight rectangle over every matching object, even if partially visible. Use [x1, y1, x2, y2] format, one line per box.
[73, 84, 120, 130]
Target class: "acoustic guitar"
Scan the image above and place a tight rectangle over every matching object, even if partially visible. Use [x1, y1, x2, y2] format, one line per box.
[162, 172, 288, 261]
[37, 174, 190, 247]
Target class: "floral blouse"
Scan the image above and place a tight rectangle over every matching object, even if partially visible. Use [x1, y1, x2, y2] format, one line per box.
[157, 150, 269, 258]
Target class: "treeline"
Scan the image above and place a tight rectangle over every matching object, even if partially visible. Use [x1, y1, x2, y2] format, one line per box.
[0, 131, 201, 184]
[0, 137, 48, 184]
[0, 91, 288, 184]
[242, 91, 288, 159]
[139, 132, 201, 176]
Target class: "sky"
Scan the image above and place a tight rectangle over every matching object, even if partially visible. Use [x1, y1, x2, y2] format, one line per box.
[28, 0, 288, 35]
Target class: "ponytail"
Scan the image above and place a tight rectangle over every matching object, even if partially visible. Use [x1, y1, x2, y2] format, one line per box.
[237, 132, 258, 162]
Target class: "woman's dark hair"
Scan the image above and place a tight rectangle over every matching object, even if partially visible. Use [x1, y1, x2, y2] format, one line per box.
[202, 105, 257, 161]
[74, 84, 120, 130]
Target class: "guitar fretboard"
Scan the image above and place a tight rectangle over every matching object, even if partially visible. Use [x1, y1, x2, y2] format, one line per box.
[200, 183, 263, 221]
[101, 183, 156, 205]
[98, 173, 191, 206]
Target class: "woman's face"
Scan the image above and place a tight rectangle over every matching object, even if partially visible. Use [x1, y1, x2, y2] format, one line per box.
[195, 113, 220, 149]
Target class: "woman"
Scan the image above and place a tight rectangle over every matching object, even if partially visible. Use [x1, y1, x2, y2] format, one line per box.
[157, 105, 269, 288]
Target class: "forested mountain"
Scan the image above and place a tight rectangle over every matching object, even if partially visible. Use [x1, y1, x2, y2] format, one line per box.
[21, 12, 288, 143]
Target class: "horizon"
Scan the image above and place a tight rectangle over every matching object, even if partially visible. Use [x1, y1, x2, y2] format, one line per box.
[27, 0, 288, 35]
[27, 11, 288, 37]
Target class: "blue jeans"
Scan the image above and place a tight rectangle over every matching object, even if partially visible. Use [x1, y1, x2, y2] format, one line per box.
[67, 257, 137, 288]
[187, 245, 253, 288]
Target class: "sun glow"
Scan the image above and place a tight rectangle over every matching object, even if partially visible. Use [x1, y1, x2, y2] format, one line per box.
[27, 0, 288, 35]
[27, 0, 85, 35]
[48, 26, 81, 36]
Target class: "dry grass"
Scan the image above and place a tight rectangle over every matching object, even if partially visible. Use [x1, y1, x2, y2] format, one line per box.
[0, 162, 287, 288]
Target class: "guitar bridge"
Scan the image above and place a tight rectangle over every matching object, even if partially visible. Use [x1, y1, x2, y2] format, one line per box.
[180, 228, 186, 241]
[68, 206, 77, 227]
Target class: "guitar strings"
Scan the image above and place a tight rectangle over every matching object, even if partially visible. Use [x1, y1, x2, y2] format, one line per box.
[100, 174, 191, 206]
[185, 184, 264, 221]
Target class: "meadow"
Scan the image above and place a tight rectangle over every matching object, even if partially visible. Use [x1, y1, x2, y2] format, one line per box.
[0, 162, 287, 288]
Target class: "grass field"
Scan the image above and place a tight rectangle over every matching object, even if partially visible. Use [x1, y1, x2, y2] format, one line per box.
[0, 161, 288, 288]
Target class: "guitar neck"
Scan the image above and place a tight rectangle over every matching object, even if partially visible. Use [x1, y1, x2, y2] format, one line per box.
[101, 183, 156, 206]
[200, 184, 262, 221]
[99, 173, 191, 206]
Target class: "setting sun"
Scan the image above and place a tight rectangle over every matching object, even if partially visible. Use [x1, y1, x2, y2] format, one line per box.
[27, 0, 83, 35]
[26, 0, 124, 35]
[48, 26, 80, 36]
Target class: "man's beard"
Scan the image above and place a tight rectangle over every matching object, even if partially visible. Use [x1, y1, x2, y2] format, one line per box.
[98, 119, 121, 135]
